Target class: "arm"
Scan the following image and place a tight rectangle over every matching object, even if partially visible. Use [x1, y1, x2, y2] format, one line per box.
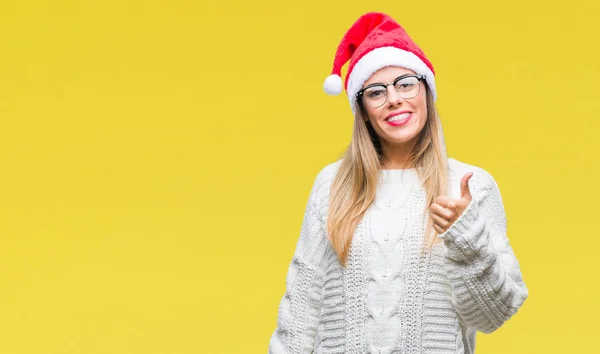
[439, 168, 528, 334]
[269, 170, 331, 354]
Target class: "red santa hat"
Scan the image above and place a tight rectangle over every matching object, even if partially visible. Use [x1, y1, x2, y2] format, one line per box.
[324, 12, 437, 113]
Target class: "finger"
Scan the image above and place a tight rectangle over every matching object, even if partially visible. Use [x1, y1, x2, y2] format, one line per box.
[434, 195, 459, 210]
[461, 172, 474, 200]
[433, 222, 445, 234]
[430, 203, 454, 220]
[430, 211, 451, 229]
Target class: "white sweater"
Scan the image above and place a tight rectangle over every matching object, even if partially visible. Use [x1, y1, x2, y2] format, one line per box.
[268, 157, 528, 354]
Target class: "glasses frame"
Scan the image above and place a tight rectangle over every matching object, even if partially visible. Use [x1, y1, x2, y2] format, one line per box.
[356, 74, 426, 108]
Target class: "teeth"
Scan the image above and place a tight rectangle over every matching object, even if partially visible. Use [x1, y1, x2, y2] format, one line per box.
[387, 113, 410, 122]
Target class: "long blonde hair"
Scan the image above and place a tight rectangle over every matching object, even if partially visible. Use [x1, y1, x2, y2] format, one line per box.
[326, 84, 449, 268]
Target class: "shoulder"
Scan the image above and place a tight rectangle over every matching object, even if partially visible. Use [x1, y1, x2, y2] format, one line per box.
[446, 157, 499, 199]
[315, 158, 343, 185]
[307, 159, 343, 213]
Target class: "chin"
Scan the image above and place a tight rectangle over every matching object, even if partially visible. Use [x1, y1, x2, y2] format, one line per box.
[381, 126, 421, 142]
[384, 121, 423, 137]
[386, 134, 418, 144]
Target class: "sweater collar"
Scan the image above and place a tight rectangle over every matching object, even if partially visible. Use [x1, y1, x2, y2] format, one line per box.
[378, 168, 422, 187]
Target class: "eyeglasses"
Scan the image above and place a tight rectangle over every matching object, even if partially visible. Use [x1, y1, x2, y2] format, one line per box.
[356, 74, 426, 108]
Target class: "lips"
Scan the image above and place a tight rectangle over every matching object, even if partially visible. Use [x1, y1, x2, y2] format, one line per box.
[385, 112, 412, 127]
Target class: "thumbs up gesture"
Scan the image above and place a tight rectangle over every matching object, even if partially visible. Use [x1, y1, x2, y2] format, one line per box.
[429, 172, 474, 234]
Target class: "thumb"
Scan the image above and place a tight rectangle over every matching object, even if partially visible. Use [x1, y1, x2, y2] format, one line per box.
[460, 172, 474, 200]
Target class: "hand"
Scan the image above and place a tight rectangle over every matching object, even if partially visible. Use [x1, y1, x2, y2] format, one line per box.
[429, 172, 474, 234]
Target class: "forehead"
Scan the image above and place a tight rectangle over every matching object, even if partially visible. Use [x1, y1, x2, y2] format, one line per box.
[364, 66, 416, 86]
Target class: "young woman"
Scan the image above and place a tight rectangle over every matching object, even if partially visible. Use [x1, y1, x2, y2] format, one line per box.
[269, 12, 528, 354]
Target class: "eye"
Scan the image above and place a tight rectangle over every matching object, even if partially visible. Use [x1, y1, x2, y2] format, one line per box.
[395, 77, 419, 91]
[364, 86, 387, 98]
[367, 90, 385, 98]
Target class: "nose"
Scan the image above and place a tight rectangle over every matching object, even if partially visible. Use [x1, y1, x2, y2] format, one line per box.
[386, 86, 403, 106]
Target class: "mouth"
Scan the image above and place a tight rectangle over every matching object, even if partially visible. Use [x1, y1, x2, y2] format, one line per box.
[385, 112, 413, 126]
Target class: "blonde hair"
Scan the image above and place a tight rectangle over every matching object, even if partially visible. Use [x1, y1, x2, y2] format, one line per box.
[326, 84, 449, 268]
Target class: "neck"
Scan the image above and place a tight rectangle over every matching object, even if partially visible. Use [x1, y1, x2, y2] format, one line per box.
[380, 139, 417, 169]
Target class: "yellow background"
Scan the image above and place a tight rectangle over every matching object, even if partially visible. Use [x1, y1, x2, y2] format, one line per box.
[1, 1, 598, 353]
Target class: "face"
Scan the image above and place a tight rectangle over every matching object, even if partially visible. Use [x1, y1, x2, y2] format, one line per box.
[359, 66, 428, 152]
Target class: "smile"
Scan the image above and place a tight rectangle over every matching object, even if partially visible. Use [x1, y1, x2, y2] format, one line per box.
[385, 113, 412, 126]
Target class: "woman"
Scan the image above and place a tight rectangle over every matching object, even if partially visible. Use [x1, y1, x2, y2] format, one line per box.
[269, 12, 528, 354]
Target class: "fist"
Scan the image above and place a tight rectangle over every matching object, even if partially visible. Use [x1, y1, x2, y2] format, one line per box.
[429, 172, 474, 234]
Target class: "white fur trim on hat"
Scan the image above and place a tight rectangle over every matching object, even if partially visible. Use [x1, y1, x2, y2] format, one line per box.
[346, 46, 437, 114]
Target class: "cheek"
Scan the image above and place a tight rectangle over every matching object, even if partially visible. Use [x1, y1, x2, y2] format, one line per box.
[364, 109, 384, 125]
[365, 106, 380, 120]
[415, 96, 427, 121]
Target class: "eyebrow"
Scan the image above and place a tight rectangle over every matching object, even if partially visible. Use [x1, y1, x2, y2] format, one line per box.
[363, 74, 413, 89]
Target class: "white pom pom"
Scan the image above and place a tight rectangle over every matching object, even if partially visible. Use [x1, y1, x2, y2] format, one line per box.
[323, 74, 343, 95]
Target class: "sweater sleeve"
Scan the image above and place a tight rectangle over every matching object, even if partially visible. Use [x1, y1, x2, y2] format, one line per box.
[268, 169, 332, 354]
[438, 168, 528, 334]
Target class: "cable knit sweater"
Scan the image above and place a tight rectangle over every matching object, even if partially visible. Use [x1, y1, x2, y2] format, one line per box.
[268, 157, 528, 354]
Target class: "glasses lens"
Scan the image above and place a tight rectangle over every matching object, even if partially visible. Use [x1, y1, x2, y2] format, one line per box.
[363, 85, 387, 108]
[394, 76, 420, 98]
